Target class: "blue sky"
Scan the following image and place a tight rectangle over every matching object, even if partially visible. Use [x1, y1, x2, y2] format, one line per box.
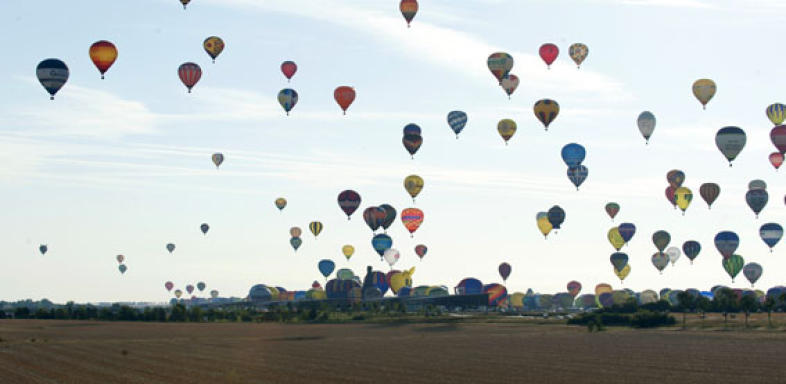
[2, 0, 786, 302]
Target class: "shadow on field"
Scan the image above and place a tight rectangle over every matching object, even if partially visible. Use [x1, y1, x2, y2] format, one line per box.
[412, 324, 460, 333]
[269, 336, 325, 342]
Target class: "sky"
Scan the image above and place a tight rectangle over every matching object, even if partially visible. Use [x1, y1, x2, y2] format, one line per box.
[2, 0, 786, 303]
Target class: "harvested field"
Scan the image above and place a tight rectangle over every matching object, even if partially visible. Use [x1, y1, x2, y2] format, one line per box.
[0, 318, 785, 383]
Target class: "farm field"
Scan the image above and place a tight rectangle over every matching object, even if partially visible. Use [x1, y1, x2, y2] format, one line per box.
[1, 318, 785, 383]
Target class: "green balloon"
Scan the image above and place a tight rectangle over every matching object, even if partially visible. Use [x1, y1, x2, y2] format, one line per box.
[722, 254, 745, 282]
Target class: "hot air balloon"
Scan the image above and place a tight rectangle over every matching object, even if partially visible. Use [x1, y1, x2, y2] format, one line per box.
[403, 123, 421, 136]
[402, 134, 423, 158]
[769, 152, 783, 170]
[309, 221, 323, 238]
[568, 43, 588, 68]
[200, 223, 209, 235]
[336, 269, 355, 281]
[116, 254, 125, 264]
[665, 246, 681, 265]
[561, 143, 585, 167]
[567, 281, 582, 297]
[197, 282, 206, 292]
[118, 264, 127, 274]
[275, 198, 287, 211]
[404, 175, 424, 202]
[692, 79, 716, 109]
[537, 212, 553, 238]
[415, 244, 427, 260]
[723, 255, 744, 282]
[334, 86, 355, 114]
[745, 189, 768, 218]
[447, 111, 468, 138]
[610, 252, 629, 271]
[372, 234, 393, 258]
[615, 265, 631, 282]
[203, 36, 225, 63]
[760, 223, 783, 252]
[363, 206, 385, 232]
[89, 40, 117, 79]
[534, 99, 560, 130]
[716, 127, 746, 166]
[341, 245, 355, 261]
[567, 165, 588, 190]
[289, 227, 302, 238]
[608, 227, 625, 251]
[276, 60, 297, 82]
[743, 263, 763, 287]
[498, 262, 512, 283]
[401, 208, 424, 237]
[210, 290, 219, 299]
[487, 52, 514, 84]
[180, 0, 190, 9]
[483, 284, 508, 307]
[497, 119, 517, 145]
[500, 74, 519, 99]
[166, 243, 175, 253]
[714, 231, 739, 259]
[595, 283, 613, 296]
[618, 223, 636, 244]
[652, 230, 670, 252]
[665, 186, 677, 209]
[165, 281, 174, 291]
[699, 183, 720, 209]
[211, 153, 224, 168]
[39, 245, 47, 255]
[636, 111, 656, 144]
[605, 203, 620, 220]
[651, 252, 669, 274]
[539, 43, 559, 68]
[290, 237, 302, 251]
[378, 204, 397, 232]
[37, 59, 69, 100]
[278, 89, 298, 115]
[766, 103, 786, 125]
[666, 170, 685, 188]
[771, 125, 786, 153]
[674, 187, 693, 214]
[186, 285, 195, 295]
[383, 249, 400, 268]
[337, 190, 361, 219]
[173, 289, 183, 299]
[318, 259, 335, 280]
[748, 179, 766, 191]
[547, 205, 565, 229]
[682, 241, 701, 265]
[400, 0, 418, 27]
[178, 62, 201, 93]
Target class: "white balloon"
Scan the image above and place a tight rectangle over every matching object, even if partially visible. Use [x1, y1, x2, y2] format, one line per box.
[665, 246, 681, 265]
[383, 248, 400, 267]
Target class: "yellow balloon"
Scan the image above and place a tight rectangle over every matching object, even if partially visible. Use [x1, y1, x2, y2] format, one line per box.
[389, 267, 415, 294]
[692, 79, 716, 109]
[203, 36, 225, 63]
[404, 175, 424, 200]
[675, 187, 693, 214]
[595, 283, 613, 296]
[537, 216, 553, 238]
[497, 119, 517, 145]
[509, 292, 525, 308]
[341, 245, 354, 260]
[607, 227, 625, 251]
[614, 264, 631, 281]
[307, 288, 326, 300]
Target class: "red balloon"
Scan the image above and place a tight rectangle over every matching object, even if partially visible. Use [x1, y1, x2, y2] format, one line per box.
[165, 281, 174, 291]
[401, 208, 424, 237]
[281, 61, 297, 81]
[770, 125, 786, 153]
[178, 62, 202, 93]
[334, 86, 356, 114]
[539, 43, 559, 68]
[665, 185, 677, 208]
[770, 152, 784, 170]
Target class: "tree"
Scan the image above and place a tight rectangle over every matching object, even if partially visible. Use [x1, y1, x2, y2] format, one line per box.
[739, 294, 759, 329]
[696, 296, 711, 328]
[762, 296, 776, 329]
[169, 304, 187, 322]
[676, 291, 697, 329]
[714, 288, 739, 327]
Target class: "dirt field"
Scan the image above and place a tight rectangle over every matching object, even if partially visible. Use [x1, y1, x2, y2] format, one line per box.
[1, 318, 785, 383]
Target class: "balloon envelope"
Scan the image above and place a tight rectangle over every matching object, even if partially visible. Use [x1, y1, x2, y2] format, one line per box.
[200, 223, 209, 235]
[280, 61, 297, 80]
[547, 205, 565, 229]
[456, 278, 483, 295]
[402, 134, 423, 157]
[651, 252, 669, 272]
[403, 123, 422, 136]
[290, 227, 302, 238]
[745, 189, 768, 217]
[337, 190, 362, 219]
[618, 223, 636, 243]
[401, 208, 424, 235]
[334, 86, 356, 114]
[166, 243, 175, 253]
[539, 43, 559, 67]
[665, 246, 681, 265]
[674, 187, 693, 213]
[278, 89, 298, 115]
[371, 234, 393, 257]
[497, 119, 517, 144]
[760, 223, 783, 250]
[567, 281, 582, 297]
[567, 165, 588, 190]
[666, 170, 685, 188]
[605, 203, 620, 220]
[37, 59, 69, 99]
[487, 52, 514, 83]
[178, 62, 202, 93]
[534, 99, 560, 130]
[560, 143, 586, 167]
[404, 175, 424, 200]
[39, 245, 47, 255]
[498, 262, 512, 281]
[637, 111, 656, 143]
[766, 103, 786, 125]
[118, 264, 127, 274]
[699, 183, 720, 208]
[308, 221, 323, 237]
[682, 240, 701, 264]
[447, 111, 468, 137]
[290, 237, 302, 251]
[415, 244, 427, 260]
[692, 78, 716, 109]
[714, 231, 739, 259]
[275, 198, 287, 211]
[400, 0, 418, 26]
[165, 281, 174, 291]
[500, 74, 519, 98]
[383, 248, 401, 267]
[769, 152, 783, 169]
[652, 230, 671, 252]
[608, 227, 625, 251]
[379, 204, 397, 230]
[568, 43, 588, 68]
[743, 262, 763, 286]
[318, 259, 336, 278]
[722, 255, 744, 282]
[89, 40, 118, 78]
[715, 126, 746, 165]
[203, 36, 225, 62]
[610, 252, 629, 271]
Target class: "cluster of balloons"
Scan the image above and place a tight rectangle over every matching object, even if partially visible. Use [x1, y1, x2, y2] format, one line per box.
[561, 143, 588, 190]
[117, 254, 127, 274]
[745, 180, 769, 218]
[663, 169, 692, 214]
[535, 206, 565, 238]
[402, 124, 423, 158]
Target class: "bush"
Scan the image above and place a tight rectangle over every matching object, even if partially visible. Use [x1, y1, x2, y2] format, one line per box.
[630, 310, 676, 328]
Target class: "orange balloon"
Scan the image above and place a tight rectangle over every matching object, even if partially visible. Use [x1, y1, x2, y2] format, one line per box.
[89, 40, 118, 79]
[334, 86, 356, 115]
[401, 208, 424, 237]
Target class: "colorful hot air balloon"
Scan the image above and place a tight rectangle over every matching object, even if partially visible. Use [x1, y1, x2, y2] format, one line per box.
[337, 190, 361, 220]
[165, 281, 174, 291]
[363, 206, 385, 232]
[118, 264, 127, 274]
[401, 208, 424, 237]
[692, 79, 716, 109]
[275, 197, 287, 211]
[402, 134, 423, 158]
[610, 252, 629, 271]
[637, 111, 656, 144]
[618, 223, 636, 244]
[595, 283, 613, 296]
[309, 221, 323, 238]
[770, 125, 786, 153]
[608, 227, 625, 251]
[714, 231, 739, 259]
[278, 89, 298, 115]
[400, 0, 418, 27]
[290, 237, 302, 251]
[652, 230, 671, 252]
[203, 36, 224, 63]
[665, 186, 677, 209]
[487, 52, 514, 84]
[699, 183, 720, 209]
[497, 119, 517, 145]
[372, 233, 393, 258]
[665, 246, 681, 265]
[341, 245, 354, 260]
[568, 43, 588, 68]
[174, 289, 182, 299]
[561, 143, 585, 167]
[769, 152, 783, 170]
[318, 259, 336, 279]
[281, 61, 297, 81]
[567, 165, 588, 190]
[383, 248, 401, 268]
[547, 205, 565, 229]
[403, 123, 421, 136]
[766, 103, 786, 125]
[498, 262, 512, 282]
[682, 241, 701, 265]
[534, 99, 560, 130]
[745, 189, 768, 218]
[500, 74, 519, 99]
[89, 40, 117, 79]
[615, 265, 631, 282]
[567, 281, 582, 297]
[39, 245, 48, 255]
[197, 282, 206, 292]
[37, 59, 69, 100]
[166, 243, 175, 253]
[200, 223, 209, 235]
[716, 126, 746, 166]
[415, 244, 427, 260]
[536, 212, 553, 238]
[743, 263, 763, 287]
[116, 254, 125, 264]
[211, 153, 224, 168]
[760, 223, 783, 252]
[404, 175, 424, 202]
[666, 170, 685, 188]
[290, 227, 302, 238]
[539, 43, 559, 68]
[651, 252, 669, 274]
[178, 62, 201, 93]
[447, 111, 468, 138]
[674, 187, 693, 215]
[180, 0, 190, 9]
[605, 203, 620, 220]
[379, 204, 397, 231]
[334, 86, 355, 115]
[722, 255, 744, 282]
